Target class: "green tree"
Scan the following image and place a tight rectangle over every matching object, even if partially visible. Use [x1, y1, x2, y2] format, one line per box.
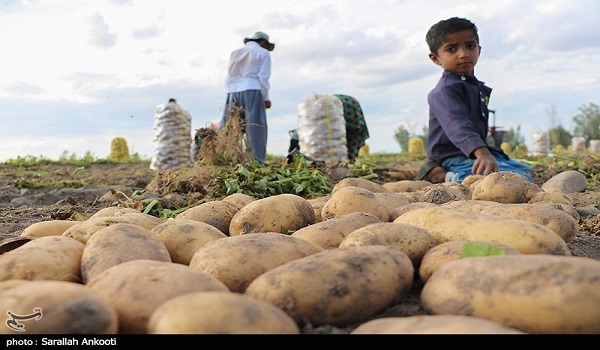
[393, 125, 410, 153]
[544, 104, 571, 148]
[572, 103, 600, 144]
[548, 124, 572, 148]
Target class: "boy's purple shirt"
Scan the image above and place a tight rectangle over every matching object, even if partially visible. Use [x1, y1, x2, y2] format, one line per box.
[426, 69, 503, 163]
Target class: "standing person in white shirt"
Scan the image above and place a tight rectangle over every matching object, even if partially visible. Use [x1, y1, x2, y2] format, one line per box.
[220, 31, 275, 164]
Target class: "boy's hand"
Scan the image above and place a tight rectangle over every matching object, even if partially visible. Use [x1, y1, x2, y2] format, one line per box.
[472, 147, 498, 176]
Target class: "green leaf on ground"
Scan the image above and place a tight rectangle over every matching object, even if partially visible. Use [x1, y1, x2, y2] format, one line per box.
[461, 242, 507, 258]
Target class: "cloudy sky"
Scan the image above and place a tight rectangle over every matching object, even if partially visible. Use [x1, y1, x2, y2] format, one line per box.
[0, 0, 598, 162]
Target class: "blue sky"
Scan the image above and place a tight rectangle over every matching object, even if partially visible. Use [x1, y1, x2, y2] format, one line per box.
[0, 0, 599, 161]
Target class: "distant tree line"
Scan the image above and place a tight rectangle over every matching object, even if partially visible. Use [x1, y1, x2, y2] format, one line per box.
[393, 102, 600, 153]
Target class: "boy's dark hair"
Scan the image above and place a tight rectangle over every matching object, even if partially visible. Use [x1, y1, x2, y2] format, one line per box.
[426, 17, 479, 54]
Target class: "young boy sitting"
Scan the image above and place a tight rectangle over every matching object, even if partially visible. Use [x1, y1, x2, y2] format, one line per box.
[415, 17, 533, 184]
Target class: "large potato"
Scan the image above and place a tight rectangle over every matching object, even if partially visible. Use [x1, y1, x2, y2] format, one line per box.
[462, 174, 484, 188]
[442, 200, 579, 242]
[175, 200, 240, 235]
[189, 232, 322, 292]
[0, 280, 118, 334]
[245, 245, 414, 327]
[350, 315, 524, 334]
[80, 223, 171, 284]
[393, 207, 571, 255]
[321, 186, 395, 221]
[88, 206, 141, 219]
[148, 291, 300, 334]
[421, 255, 600, 334]
[222, 192, 256, 208]
[528, 191, 574, 205]
[62, 212, 163, 244]
[470, 171, 530, 204]
[331, 177, 391, 194]
[291, 211, 382, 249]
[339, 222, 437, 268]
[228, 194, 315, 235]
[19, 220, 80, 239]
[0, 236, 84, 283]
[389, 202, 437, 221]
[382, 180, 431, 193]
[150, 218, 227, 265]
[418, 240, 521, 283]
[87, 259, 229, 334]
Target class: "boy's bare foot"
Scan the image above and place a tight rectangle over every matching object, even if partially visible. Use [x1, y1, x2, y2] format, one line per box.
[425, 165, 447, 183]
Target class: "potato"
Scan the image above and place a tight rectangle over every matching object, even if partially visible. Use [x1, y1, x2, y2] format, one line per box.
[228, 194, 315, 235]
[442, 200, 579, 242]
[291, 212, 382, 249]
[89, 206, 141, 219]
[19, 220, 80, 239]
[150, 218, 227, 265]
[528, 191, 574, 205]
[222, 192, 256, 208]
[175, 200, 240, 235]
[307, 196, 330, 223]
[244, 245, 414, 327]
[421, 255, 600, 334]
[471, 171, 530, 203]
[462, 174, 484, 187]
[331, 177, 391, 194]
[548, 202, 581, 220]
[393, 207, 571, 255]
[339, 222, 437, 268]
[189, 232, 322, 292]
[0, 236, 84, 283]
[525, 181, 544, 201]
[382, 180, 431, 193]
[321, 186, 410, 221]
[467, 178, 484, 192]
[147, 291, 300, 334]
[63, 212, 164, 244]
[308, 194, 331, 203]
[0, 280, 118, 334]
[350, 315, 524, 334]
[374, 192, 414, 218]
[309, 201, 326, 223]
[80, 223, 171, 284]
[87, 259, 229, 334]
[389, 202, 437, 221]
[0, 237, 31, 254]
[418, 240, 521, 283]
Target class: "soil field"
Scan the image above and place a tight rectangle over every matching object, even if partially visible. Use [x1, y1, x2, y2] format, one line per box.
[0, 159, 599, 334]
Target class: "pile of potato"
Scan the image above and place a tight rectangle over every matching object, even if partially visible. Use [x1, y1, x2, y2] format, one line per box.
[1, 171, 599, 334]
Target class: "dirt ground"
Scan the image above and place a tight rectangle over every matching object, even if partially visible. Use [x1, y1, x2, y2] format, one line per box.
[0, 159, 599, 333]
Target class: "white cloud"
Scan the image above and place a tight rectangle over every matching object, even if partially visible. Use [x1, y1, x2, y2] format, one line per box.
[88, 13, 118, 49]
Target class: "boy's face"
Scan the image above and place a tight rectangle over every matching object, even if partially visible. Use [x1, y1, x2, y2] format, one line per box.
[429, 29, 480, 76]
